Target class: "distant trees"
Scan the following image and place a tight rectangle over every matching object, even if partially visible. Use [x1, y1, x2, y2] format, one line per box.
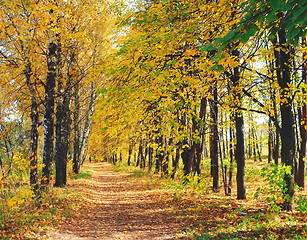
[90, 0, 307, 210]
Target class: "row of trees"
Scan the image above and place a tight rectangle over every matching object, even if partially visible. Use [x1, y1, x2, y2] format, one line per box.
[90, 0, 307, 210]
[0, 0, 113, 196]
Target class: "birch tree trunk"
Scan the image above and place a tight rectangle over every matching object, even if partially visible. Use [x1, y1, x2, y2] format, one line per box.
[79, 83, 96, 165]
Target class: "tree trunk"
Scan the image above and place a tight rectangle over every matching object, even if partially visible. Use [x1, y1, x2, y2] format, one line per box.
[252, 126, 262, 161]
[25, 67, 39, 197]
[55, 59, 72, 187]
[274, 28, 295, 210]
[73, 79, 80, 174]
[55, 99, 67, 187]
[80, 83, 96, 165]
[235, 111, 246, 199]
[181, 140, 197, 178]
[72, 48, 80, 174]
[294, 105, 300, 183]
[155, 135, 162, 173]
[268, 119, 273, 163]
[161, 136, 170, 176]
[231, 48, 246, 200]
[128, 143, 132, 166]
[297, 37, 307, 190]
[171, 146, 180, 179]
[136, 139, 142, 167]
[271, 86, 280, 165]
[228, 122, 234, 195]
[195, 97, 207, 176]
[210, 86, 219, 192]
[148, 137, 153, 171]
[42, 41, 57, 187]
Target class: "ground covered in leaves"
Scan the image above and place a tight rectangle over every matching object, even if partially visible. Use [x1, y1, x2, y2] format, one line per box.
[40, 163, 187, 239]
[3, 161, 307, 239]
[45, 162, 307, 239]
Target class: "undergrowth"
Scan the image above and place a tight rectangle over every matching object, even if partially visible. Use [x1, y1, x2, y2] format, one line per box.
[111, 159, 307, 240]
[112, 162, 151, 178]
[0, 163, 91, 239]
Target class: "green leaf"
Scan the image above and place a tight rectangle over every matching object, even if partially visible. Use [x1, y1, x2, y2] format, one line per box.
[199, 43, 214, 52]
[241, 28, 258, 43]
[270, 0, 281, 11]
[291, 5, 306, 22]
[267, 10, 277, 24]
[223, 31, 235, 42]
[293, 35, 299, 47]
[240, 33, 250, 43]
[214, 37, 224, 45]
[286, 27, 300, 41]
[210, 64, 218, 70]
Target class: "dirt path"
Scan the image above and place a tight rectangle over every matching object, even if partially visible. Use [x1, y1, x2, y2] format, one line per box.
[42, 163, 185, 239]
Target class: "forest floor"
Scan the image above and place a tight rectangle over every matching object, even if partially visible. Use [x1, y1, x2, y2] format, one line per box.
[39, 162, 187, 239]
[33, 161, 307, 240]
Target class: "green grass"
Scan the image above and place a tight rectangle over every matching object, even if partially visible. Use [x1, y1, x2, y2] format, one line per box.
[75, 172, 91, 179]
[72, 167, 92, 179]
[112, 162, 152, 178]
[126, 169, 150, 178]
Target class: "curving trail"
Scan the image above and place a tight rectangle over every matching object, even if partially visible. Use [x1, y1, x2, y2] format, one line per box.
[42, 163, 185, 240]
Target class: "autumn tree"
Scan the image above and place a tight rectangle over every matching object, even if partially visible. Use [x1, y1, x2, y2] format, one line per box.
[212, 0, 307, 209]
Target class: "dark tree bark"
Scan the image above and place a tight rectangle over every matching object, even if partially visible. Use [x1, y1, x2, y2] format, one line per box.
[55, 54, 72, 187]
[128, 143, 132, 166]
[42, 41, 57, 186]
[252, 126, 262, 162]
[195, 97, 207, 176]
[235, 111, 246, 199]
[231, 48, 246, 200]
[171, 146, 180, 179]
[54, 97, 69, 187]
[220, 112, 225, 160]
[155, 135, 162, 173]
[136, 139, 142, 167]
[210, 86, 219, 192]
[181, 139, 197, 177]
[140, 139, 146, 169]
[273, 28, 295, 210]
[148, 146, 153, 170]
